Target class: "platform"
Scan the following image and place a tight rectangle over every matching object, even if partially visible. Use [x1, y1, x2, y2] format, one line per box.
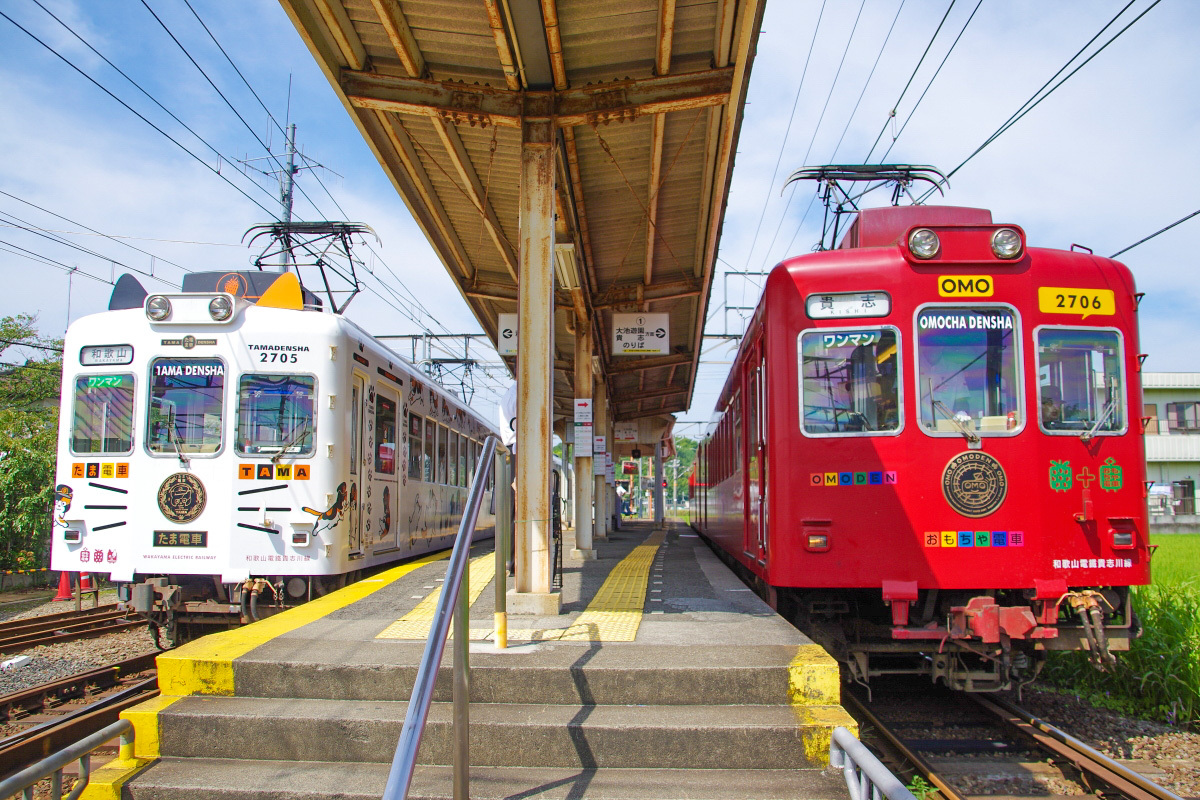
[92, 522, 854, 800]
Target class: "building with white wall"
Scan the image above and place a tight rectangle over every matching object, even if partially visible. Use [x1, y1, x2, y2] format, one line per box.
[1141, 372, 1200, 521]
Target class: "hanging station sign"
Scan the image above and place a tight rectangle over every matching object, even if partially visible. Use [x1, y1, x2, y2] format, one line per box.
[612, 313, 669, 355]
[496, 313, 518, 355]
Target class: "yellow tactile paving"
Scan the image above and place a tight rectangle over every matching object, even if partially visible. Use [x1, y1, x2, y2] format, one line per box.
[379, 531, 667, 643]
[376, 553, 496, 640]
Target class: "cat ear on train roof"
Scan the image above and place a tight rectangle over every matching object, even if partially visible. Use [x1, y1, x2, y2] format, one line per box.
[256, 272, 304, 310]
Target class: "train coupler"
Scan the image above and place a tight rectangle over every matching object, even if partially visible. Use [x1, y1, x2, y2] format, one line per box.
[1064, 590, 1118, 670]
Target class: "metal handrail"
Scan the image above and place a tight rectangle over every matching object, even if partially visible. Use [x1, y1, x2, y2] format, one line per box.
[830, 726, 918, 800]
[382, 435, 506, 800]
[0, 719, 134, 800]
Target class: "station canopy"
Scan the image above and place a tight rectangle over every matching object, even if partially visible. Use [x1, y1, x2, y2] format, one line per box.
[279, 0, 765, 436]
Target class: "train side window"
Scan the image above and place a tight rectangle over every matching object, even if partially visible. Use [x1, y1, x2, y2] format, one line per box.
[467, 440, 476, 485]
[236, 374, 316, 457]
[799, 327, 901, 436]
[375, 393, 397, 474]
[424, 418, 436, 482]
[147, 357, 225, 455]
[458, 437, 468, 487]
[437, 424, 449, 484]
[915, 307, 1019, 436]
[1035, 327, 1125, 435]
[449, 431, 459, 486]
[408, 413, 424, 479]
[71, 374, 135, 454]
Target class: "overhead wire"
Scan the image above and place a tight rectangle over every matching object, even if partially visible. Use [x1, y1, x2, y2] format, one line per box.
[863, 0, 958, 163]
[0, 239, 114, 285]
[1110, 206, 1200, 259]
[920, 0, 1160, 200]
[877, 0, 983, 163]
[0, 9, 281, 220]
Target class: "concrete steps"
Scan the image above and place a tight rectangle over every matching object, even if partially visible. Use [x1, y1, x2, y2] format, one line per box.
[155, 696, 846, 770]
[127, 758, 843, 800]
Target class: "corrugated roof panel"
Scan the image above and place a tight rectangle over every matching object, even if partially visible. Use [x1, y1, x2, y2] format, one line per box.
[1143, 372, 1200, 388]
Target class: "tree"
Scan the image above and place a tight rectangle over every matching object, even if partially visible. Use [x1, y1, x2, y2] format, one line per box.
[0, 315, 63, 570]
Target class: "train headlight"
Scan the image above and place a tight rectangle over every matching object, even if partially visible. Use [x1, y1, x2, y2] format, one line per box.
[908, 228, 941, 259]
[991, 228, 1023, 259]
[209, 295, 234, 321]
[146, 295, 171, 321]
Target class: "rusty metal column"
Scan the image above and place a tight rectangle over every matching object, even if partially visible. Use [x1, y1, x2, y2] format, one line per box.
[572, 321, 596, 559]
[593, 375, 608, 543]
[510, 117, 561, 615]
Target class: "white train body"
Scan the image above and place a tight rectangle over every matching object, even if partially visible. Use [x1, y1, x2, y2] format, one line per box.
[50, 272, 496, 624]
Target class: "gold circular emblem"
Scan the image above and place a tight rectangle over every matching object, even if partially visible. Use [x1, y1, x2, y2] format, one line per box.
[941, 451, 1007, 518]
[157, 472, 207, 523]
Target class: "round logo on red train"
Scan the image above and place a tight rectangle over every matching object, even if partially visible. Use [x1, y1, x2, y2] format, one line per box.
[157, 472, 207, 523]
[941, 451, 1007, 518]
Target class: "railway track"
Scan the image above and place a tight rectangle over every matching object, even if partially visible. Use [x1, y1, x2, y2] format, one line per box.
[0, 652, 160, 777]
[0, 603, 142, 654]
[844, 684, 1185, 800]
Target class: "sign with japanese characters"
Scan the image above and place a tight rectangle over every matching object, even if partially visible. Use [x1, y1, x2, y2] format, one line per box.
[80, 344, 133, 366]
[614, 421, 638, 442]
[612, 313, 669, 355]
[496, 313, 518, 355]
[574, 398, 593, 423]
[574, 425, 592, 457]
[805, 291, 890, 319]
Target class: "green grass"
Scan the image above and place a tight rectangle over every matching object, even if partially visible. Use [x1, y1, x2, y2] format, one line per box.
[1043, 534, 1200, 727]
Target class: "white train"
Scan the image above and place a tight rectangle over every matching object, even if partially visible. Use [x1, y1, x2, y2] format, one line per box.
[51, 270, 498, 641]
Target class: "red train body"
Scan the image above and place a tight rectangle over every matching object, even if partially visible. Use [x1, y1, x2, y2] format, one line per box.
[692, 205, 1150, 691]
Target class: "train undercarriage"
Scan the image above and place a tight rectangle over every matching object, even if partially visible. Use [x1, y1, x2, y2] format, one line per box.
[779, 585, 1139, 693]
[117, 572, 353, 646]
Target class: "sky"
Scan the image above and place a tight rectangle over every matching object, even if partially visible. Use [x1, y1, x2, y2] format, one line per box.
[0, 0, 1195, 440]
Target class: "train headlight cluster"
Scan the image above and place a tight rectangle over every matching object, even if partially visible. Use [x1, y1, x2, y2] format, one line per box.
[209, 295, 234, 321]
[146, 295, 171, 321]
[908, 228, 941, 259]
[991, 228, 1023, 259]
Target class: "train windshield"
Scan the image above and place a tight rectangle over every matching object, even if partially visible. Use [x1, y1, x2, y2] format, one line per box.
[71, 374, 135, 454]
[916, 307, 1020, 434]
[1036, 328, 1125, 434]
[799, 327, 900, 435]
[236, 374, 316, 456]
[147, 358, 225, 454]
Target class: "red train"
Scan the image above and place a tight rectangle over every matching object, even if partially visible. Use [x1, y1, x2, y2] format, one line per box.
[692, 197, 1149, 692]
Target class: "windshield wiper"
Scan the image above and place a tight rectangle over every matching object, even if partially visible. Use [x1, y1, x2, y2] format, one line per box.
[928, 379, 980, 448]
[1080, 397, 1117, 443]
[272, 421, 312, 464]
[168, 424, 190, 466]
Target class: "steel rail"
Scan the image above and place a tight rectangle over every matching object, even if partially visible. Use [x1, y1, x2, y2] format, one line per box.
[382, 435, 502, 800]
[0, 604, 120, 635]
[0, 676, 158, 774]
[0, 651, 159, 722]
[972, 695, 1186, 800]
[842, 690, 968, 800]
[0, 615, 141, 654]
[0, 718, 134, 800]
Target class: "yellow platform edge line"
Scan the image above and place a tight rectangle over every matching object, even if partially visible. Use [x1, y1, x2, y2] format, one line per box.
[383, 531, 667, 643]
[376, 554, 495, 639]
[158, 551, 449, 697]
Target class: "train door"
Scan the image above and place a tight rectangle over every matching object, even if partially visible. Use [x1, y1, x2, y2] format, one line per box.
[348, 375, 366, 556]
[744, 342, 766, 563]
[371, 385, 400, 552]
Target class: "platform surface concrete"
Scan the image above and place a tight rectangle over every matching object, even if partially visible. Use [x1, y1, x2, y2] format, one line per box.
[119, 520, 854, 800]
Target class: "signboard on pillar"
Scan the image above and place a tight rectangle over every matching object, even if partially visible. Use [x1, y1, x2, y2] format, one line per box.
[574, 425, 592, 456]
[573, 399, 593, 423]
[613, 421, 637, 442]
[612, 313, 669, 355]
[606, 454, 615, 483]
[496, 313, 518, 356]
[593, 435, 607, 475]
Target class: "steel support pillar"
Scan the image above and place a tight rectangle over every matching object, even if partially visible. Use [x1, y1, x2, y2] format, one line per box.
[654, 441, 665, 528]
[572, 321, 596, 559]
[593, 374, 608, 543]
[510, 117, 560, 615]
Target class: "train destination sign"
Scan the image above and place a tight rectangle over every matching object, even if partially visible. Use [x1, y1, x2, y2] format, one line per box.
[80, 344, 133, 366]
[612, 313, 669, 355]
[805, 292, 889, 319]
